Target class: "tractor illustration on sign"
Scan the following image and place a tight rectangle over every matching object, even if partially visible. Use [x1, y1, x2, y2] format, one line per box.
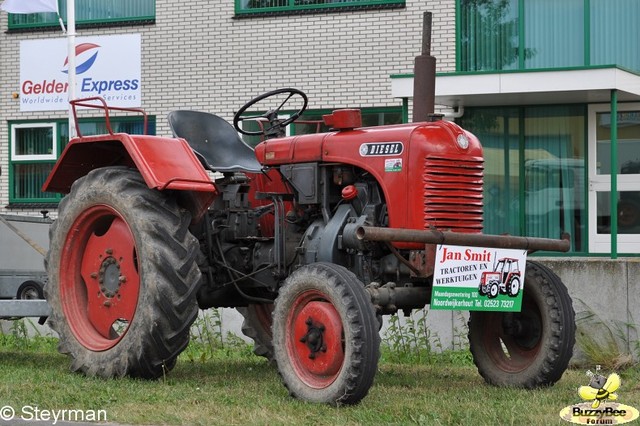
[478, 257, 522, 298]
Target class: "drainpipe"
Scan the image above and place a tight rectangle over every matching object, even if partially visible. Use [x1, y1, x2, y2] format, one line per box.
[412, 12, 436, 122]
[443, 105, 465, 120]
[610, 89, 618, 259]
[401, 98, 409, 123]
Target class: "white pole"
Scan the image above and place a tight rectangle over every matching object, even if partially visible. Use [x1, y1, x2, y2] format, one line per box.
[67, 0, 76, 138]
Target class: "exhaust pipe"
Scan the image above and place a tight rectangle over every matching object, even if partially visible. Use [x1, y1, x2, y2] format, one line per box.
[412, 11, 437, 122]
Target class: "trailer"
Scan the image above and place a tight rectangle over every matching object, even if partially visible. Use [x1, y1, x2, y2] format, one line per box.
[0, 214, 52, 318]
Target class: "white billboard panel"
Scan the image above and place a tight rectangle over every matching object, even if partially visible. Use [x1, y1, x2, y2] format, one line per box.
[20, 34, 141, 111]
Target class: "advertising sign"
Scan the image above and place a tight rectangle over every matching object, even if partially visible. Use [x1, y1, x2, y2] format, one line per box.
[431, 245, 527, 312]
[19, 34, 141, 111]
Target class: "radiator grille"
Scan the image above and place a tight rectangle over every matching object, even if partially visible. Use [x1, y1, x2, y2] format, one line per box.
[423, 156, 484, 232]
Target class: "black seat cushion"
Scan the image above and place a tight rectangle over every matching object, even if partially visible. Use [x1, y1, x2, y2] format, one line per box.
[167, 110, 262, 173]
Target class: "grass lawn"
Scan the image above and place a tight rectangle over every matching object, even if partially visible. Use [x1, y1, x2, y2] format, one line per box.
[0, 335, 638, 426]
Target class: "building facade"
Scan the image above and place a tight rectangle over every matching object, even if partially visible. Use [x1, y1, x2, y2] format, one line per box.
[1, 0, 640, 257]
[0, 0, 454, 211]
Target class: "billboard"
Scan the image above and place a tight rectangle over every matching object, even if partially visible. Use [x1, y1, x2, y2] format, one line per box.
[19, 34, 141, 111]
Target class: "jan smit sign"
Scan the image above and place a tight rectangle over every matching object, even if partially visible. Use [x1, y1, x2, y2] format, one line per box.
[431, 245, 527, 312]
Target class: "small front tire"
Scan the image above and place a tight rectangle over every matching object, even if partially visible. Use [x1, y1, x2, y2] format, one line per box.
[273, 263, 380, 405]
[488, 282, 499, 298]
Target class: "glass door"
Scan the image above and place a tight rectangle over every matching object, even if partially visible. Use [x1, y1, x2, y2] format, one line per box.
[588, 104, 640, 253]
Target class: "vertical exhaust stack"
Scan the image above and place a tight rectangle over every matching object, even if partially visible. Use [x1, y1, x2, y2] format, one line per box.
[412, 11, 437, 123]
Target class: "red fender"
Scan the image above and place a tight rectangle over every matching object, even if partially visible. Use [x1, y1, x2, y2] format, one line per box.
[43, 133, 217, 221]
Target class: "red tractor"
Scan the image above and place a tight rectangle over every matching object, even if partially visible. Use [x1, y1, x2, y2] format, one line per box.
[42, 90, 575, 405]
[478, 257, 522, 298]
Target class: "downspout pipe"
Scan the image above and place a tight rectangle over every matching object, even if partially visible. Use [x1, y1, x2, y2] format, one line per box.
[443, 105, 464, 120]
[610, 89, 618, 259]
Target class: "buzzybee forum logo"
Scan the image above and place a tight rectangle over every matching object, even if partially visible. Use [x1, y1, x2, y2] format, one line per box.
[560, 366, 639, 425]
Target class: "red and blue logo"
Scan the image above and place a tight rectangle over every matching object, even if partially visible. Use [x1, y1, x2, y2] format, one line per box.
[62, 43, 100, 75]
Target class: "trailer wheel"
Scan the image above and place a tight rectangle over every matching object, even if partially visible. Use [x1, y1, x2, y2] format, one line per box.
[17, 281, 45, 300]
[273, 262, 380, 405]
[45, 167, 201, 379]
[468, 261, 575, 388]
[238, 304, 274, 362]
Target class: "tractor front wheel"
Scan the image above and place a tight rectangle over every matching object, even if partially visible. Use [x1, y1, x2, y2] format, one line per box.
[468, 261, 575, 388]
[45, 167, 201, 379]
[273, 263, 380, 405]
[488, 282, 499, 298]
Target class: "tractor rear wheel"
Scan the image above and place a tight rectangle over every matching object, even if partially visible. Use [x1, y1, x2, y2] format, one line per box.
[45, 167, 201, 379]
[273, 262, 380, 405]
[238, 304, 274, 362]
[468, 260, 575, 388]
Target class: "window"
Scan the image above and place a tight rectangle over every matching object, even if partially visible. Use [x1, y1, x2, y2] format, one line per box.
[457, 105, 586, 253]
[590, 0, 640, 72]
[9, 117, 155, 204]
[458, 0, 640, 72]
[7, 0, 155, 30]
[588, 104, 640, 253]
[10, 123, 59, 203]
[11, 123, 57, 161]
[235, 0, 404, 16]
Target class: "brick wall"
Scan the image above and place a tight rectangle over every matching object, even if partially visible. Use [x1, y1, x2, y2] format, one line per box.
[0, 0, 456, 212]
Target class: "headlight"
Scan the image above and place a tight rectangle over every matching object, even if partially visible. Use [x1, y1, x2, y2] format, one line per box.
[456, 133, 469, 150]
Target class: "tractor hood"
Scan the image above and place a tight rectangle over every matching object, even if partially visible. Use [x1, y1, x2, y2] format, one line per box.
[254, 112, 484, 234]
[254, 115, 483, 168]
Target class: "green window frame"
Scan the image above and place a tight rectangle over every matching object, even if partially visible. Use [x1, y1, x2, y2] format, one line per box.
[8, 116, 155, 205]
[234, 0, 404, 17]
[7, 0, 155, 30]
[456, 105, 587, 254]
[457, 0, 640, 73]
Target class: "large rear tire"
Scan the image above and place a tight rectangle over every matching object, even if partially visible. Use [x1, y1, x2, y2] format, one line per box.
[273, 263, 380, 405]
[468, 260, 575, 388]
[45, 167, 201, 379]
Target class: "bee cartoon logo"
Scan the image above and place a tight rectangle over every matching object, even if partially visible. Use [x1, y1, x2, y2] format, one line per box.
[559, 366, 639, 425]
[578, 369, 620, 408]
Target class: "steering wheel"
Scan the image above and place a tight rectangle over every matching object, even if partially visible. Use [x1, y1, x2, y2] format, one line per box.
[233, 88, 308, 138]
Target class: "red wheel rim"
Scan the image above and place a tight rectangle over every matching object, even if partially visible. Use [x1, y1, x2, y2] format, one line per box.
[479, 300, 542, 373]
[286, 290, 344, 389]
[60, 205, 140, 351]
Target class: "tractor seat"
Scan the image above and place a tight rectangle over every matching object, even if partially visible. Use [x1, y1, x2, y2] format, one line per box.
[167, 110, 262, 173]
